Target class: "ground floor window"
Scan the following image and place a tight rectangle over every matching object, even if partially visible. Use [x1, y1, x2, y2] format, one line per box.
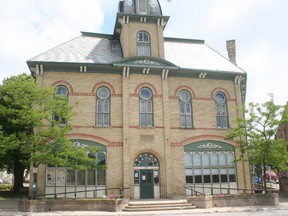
[45, 140, 106, 198]
[184, 141, 237, 195]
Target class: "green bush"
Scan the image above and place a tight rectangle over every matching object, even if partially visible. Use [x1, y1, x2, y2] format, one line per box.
[0, 184, 13, 191]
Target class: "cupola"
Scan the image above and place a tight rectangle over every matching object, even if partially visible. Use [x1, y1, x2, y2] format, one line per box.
[115, 0, 169, 59]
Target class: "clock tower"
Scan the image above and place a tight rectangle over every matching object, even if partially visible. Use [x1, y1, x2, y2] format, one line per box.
[114, 0, 169, 58]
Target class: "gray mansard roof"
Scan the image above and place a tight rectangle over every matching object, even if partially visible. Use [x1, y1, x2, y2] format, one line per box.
[28, 32, 245, 74]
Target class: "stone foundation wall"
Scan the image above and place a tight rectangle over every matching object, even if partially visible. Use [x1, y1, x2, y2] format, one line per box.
[188, 193, 279, 209]
[18, 199, 129, 212]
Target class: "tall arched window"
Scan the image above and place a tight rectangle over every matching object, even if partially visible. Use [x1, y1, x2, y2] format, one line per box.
[139, 87, 153, 126]
[53, 85, 68, 126]
[215, 92, 229, 128]
[96, 87, 110, 127]
[137, 31, 151, 56]
[179, 90, 193, 128]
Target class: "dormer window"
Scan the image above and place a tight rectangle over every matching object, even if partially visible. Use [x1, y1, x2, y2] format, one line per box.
[137, 31, 151, 56]
[137, 0, 148, 14]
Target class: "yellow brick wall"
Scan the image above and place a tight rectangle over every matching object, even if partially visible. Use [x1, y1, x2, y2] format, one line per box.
[35, 69, 250, 198]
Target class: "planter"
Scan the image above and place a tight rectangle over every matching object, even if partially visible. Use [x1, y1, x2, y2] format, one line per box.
[188, 196, 213, 208]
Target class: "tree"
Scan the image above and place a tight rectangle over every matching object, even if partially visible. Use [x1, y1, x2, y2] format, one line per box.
[226, 95, 288, 192]
[0, 74, 103, 193]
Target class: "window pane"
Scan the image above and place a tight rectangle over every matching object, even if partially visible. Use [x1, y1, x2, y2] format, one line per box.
[98, 152, 106, 165]
[146, 114, 153, 126]
[227, 153, 235, 165]
[185, 153, 192, 167]
[146, 101, 152, 113]
[193, 153, 201, 166]
[180, 116, 186, 127]
[219, 153, 226, 166]
[186, 116, 192, 128]
[229, 175, 236, 182]
[185, 103, 191, 114]
[202, 153, 209, 166]
[211, 153, 218, 166]
[87, 170, 95, 185]
[221, 104, 227, 115]
[46, 168, 55, 186]
[195, 175, 202, 183]
[212, 175, 220, 183]
[222, 117, 228, 128]
[140, 100, 145, 113]
[96, 114, 102, 126]
[204, 175, 211, 183]
[140, 114, 145, 126]
[221, 175, 228, 183]
[104, 100, 109, 113]
[97, 100, 103, 112]
[180, 103, 185, 114]
[67, 170, 75, 186]
[103, 114, 109, 126]
[77, 170, 85, 185]
[97, 170, 105, 186]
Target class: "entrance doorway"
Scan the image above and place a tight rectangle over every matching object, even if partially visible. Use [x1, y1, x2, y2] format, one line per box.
[134, 153, 160, 199]
[140, 169, 154, 199]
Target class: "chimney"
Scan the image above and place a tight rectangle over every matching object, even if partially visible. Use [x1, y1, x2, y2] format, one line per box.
[226, 40, 237, 65]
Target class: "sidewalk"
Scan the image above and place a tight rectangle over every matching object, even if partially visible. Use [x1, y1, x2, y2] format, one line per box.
[1, 193, 288, 216]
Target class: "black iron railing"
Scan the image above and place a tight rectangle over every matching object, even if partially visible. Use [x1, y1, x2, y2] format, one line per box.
[34, 187, 130, 199]
[185, 185, 254, 196]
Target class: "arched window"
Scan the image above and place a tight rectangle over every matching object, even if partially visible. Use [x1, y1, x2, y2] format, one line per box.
[96, 87, 110, 127]
[179, 90, 193, 128]
[139, 87, 153, 126]
[184, 141, 237, 195]
[215, 92, 229, 128]
[53, 85, 68, 126]
[137, 31, 151, 56]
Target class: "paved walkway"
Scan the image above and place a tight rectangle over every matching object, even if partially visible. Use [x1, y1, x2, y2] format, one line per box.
[1, 192, 288, 216]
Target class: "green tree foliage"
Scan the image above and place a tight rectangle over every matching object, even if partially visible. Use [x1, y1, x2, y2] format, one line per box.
[226, 95, 288, 192]
[0, 74, 103, 192]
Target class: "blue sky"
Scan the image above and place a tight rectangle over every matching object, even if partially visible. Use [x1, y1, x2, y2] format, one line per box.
[0, 0, 287, 105]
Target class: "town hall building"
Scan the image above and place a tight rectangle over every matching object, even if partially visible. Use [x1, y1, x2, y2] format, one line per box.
[27, 0, 250, 199]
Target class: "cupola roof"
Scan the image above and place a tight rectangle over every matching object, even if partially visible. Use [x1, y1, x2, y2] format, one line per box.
[119, 0, 162, 16]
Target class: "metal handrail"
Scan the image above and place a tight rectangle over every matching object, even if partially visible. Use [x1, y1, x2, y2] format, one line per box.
[34, 187, 130, 199]
[185, 185, 254, 196]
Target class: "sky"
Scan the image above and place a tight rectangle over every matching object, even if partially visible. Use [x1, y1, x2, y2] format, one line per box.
[0, 0, 287, 105]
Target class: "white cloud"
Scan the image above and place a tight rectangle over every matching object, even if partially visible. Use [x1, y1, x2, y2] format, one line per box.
[0, 0, 104, 79]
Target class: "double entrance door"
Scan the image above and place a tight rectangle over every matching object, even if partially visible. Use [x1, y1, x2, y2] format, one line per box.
[140, 169, 154, 199]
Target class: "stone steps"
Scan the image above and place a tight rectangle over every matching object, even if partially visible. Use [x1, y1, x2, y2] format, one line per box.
[123, 199, 197, 212]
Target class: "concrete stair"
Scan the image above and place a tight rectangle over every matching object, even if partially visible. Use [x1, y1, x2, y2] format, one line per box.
[123, 199, 196, 212]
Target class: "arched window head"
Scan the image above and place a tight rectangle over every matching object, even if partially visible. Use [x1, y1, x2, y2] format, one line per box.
[215, 92, 229, 128]
[139, 87, 153, 126]
[179, 90, 193, 128]
[137, 31, 151, 56]
[56, 85, 68, 96]
[53, 85, 69, 126]
[96, 87, 110, 127]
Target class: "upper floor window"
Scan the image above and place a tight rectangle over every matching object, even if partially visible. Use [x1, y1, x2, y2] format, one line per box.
[136, 0, 148, 14]
[215, 92, 229, 128]
[53, 85, 68, 126]
[179, 90, 193, 128]
[137, 31, 151, 56]
[96, 87, 110, 127]
[139, 87, 153, 127]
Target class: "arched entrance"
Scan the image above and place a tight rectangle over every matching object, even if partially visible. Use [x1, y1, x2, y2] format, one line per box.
[133, 153, 160, 199]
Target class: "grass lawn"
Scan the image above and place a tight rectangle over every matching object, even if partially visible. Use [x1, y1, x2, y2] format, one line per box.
[0, 186, 29, 200]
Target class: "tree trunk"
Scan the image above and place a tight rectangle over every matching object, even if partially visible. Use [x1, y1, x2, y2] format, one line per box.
[13, 160, 25, 192]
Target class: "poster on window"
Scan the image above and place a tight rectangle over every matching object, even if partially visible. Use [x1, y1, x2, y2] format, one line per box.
[46, 169, 55, 186]
[56, 169, 65, 186]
